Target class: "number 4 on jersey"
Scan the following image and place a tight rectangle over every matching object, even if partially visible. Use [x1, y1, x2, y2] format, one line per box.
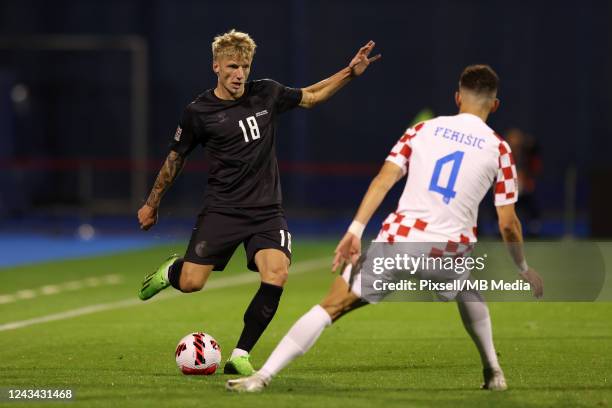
[428, 150, 464, 204]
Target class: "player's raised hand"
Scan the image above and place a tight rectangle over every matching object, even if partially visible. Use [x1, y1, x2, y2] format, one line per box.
[138, 204, 158, 231]
[332, 231, 362, 273]
[349, 40, 381, 77]
[519, 267, 544, 299]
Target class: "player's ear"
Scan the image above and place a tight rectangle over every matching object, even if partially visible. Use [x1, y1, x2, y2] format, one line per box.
[212, 60, 220, 75]
[455, 91, 461, 108]
[490, 98, 500, 113]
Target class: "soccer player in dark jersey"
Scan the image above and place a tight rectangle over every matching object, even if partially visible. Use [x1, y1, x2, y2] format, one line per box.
[136, 29, 380, 375]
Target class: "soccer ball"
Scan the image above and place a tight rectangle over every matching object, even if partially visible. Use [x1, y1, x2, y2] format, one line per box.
[175, 332, 222, 375]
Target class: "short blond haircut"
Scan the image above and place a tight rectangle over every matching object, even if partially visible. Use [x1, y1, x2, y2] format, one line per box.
[212, 29, 256, 61]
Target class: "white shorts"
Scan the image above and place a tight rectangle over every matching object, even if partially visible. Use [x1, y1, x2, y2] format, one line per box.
[341, 241, 473, 303]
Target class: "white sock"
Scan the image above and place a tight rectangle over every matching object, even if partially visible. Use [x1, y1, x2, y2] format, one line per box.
[457, 300, 500, 370]
[258, 305, 332, 380]
[230, 348, 249, 359]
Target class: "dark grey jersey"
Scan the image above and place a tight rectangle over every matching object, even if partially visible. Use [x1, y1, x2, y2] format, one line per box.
[169, 79, 302, 211]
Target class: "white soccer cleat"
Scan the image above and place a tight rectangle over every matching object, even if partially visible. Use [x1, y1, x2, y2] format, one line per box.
[482, 367, 508, 391]
[225, 372, 270, 393]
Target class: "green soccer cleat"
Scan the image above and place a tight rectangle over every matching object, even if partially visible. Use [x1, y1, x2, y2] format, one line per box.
[138, 254, 179, 301]
[223, 355, 255, 376]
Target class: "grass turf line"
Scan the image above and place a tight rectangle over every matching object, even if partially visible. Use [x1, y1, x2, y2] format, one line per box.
[0, 241, 610, 407]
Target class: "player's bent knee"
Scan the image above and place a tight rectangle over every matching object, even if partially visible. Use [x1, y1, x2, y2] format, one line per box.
[262, 265, 288, 286]
[178, 263, 213, 293]
[181, 279, 204, 293]
[182, 281, 204, 292]
[179, 271, 206, 292]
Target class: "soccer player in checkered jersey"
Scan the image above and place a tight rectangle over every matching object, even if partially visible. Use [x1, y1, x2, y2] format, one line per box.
[227, 64, 544, 392]
[136, 30, 380, 375]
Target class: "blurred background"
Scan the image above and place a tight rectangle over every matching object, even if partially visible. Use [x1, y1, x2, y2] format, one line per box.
[1, 0, 611, 266]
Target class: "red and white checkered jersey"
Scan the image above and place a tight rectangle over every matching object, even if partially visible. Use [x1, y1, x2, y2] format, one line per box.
[377, 113, 517, 245]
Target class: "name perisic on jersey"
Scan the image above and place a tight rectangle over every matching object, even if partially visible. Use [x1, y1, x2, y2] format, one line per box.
[255, 110, 268, 118]
[433, 126, 486, 150]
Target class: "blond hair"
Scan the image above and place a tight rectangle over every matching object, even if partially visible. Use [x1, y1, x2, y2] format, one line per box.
[212, 29, 256, 61]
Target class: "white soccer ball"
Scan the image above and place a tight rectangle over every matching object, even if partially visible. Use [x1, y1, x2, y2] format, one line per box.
[175, 332, 222, 375]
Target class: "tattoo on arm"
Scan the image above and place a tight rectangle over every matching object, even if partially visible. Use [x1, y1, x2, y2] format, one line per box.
[145, 151, 186, 208]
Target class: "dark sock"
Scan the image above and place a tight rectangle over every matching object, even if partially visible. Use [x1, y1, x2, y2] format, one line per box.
[168, 259, 184, 290]
[236, 282, 284, 352]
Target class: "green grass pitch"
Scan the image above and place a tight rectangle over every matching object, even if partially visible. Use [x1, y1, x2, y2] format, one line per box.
[0, 241, 611, 407]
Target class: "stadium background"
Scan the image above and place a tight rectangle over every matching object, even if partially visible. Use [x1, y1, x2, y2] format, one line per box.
[1, 0, 611, 251]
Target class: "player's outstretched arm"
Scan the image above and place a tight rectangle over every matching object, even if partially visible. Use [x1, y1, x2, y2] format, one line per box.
[332, 162, 403, 272]
[299, 40, 381, 109]
[496, 204, 544, 298]
[137, 150, 186, 231]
